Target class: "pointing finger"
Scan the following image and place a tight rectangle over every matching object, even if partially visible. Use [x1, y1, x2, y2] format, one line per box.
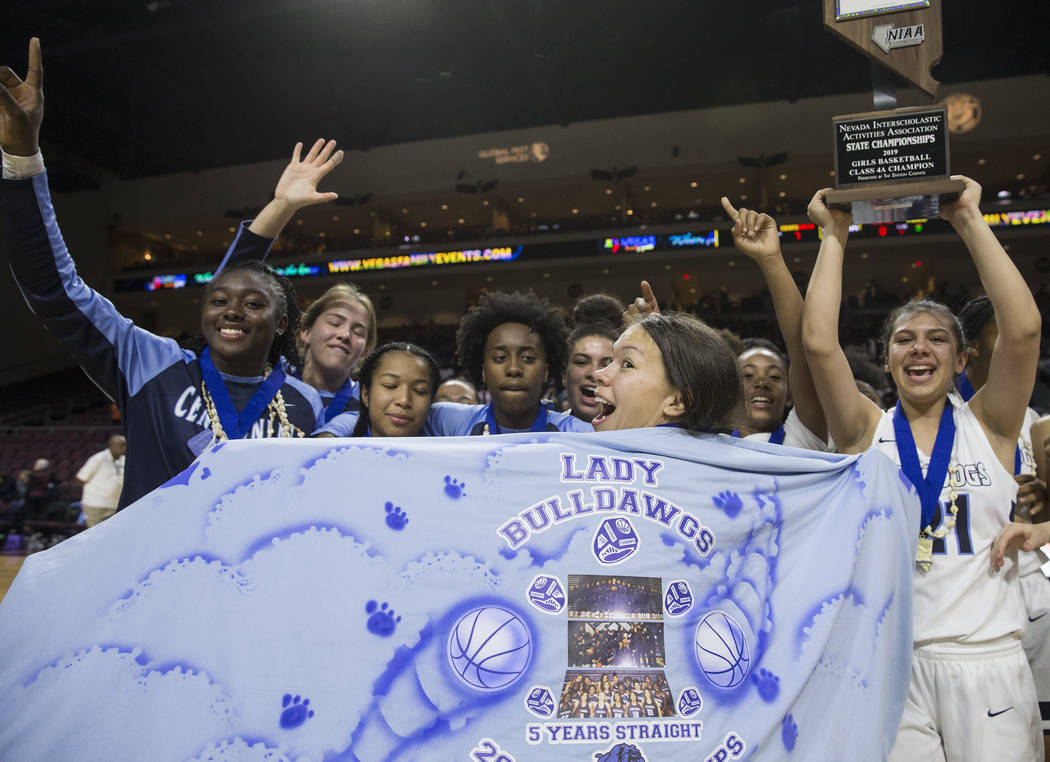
[26, 38, 42, 89]
[720, 196, 738, 221]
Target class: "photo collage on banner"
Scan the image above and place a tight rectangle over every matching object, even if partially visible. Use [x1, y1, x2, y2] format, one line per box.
[559, 575, 675, 719]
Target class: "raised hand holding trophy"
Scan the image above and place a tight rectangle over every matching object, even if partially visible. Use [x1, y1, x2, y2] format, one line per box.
[823, 0, 964, 223]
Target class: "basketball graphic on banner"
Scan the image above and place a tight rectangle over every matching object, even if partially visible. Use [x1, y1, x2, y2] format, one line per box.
[447, 606, 532, 691]
[694, 610, 751, 688]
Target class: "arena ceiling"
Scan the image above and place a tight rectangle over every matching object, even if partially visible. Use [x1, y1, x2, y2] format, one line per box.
[3, 0, 1048, 184]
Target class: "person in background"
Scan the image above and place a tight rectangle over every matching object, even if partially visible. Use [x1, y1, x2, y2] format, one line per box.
[427, 291, 592, 435]
[565, 294, 623, 423]
[75, 435, 126, 528]
[433, 378, 479, 405]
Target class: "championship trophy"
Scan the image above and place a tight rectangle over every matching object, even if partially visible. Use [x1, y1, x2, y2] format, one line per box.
[823, 0, 964, 223]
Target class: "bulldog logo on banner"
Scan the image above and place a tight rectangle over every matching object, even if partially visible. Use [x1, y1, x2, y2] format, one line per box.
[0, 429, 918, 761]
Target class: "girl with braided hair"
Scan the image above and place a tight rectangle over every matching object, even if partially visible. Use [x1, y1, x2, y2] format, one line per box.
[0, 39, 323, 509]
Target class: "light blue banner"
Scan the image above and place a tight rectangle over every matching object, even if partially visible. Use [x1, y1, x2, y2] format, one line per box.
[0, 429, 918, 761]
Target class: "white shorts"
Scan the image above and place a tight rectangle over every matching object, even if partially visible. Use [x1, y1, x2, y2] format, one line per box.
[888, 634, 1042, 762]
[1021, 570, 1050, 732]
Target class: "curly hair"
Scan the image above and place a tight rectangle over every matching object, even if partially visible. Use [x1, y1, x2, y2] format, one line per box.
[569, 293, 624, 348]
[205, 260, 302, 370]
[456, 291, 570, 387]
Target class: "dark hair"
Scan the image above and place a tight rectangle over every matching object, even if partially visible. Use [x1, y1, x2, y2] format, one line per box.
[569, 293, 624, 348]
[880, 298, 966, 359]
[739, 337, 787, 366]
[635, 312, 745, 433]
[957, 295, 994, 348]
[351, 342, 440, 436]
[205, 260, 302, 369]
[456, 291, 570, 387]
[844, 347, 888, 392]
[716, 329, 746, 357]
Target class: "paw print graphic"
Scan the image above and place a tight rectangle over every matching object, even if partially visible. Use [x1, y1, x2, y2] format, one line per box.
[365, 600, 401, 637]
[782, 713, 798, 752]
[443, 475, 466, 499]
[279, 694, 314, 729]
[713, 490, 743, 519]
[752, 668, 780, 703]
[384, 501, 409, 530]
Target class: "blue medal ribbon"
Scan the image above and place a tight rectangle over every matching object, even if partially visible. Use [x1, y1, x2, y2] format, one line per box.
[892, 399, 955, 533]
[483, 403, 548, 435]
[199, 347, 287, 439]
[323, 378, 357, 424]
[730, 424, 785, 444]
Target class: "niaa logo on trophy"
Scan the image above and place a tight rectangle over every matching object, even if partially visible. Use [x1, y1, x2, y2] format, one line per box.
[592, 517, 639, 565]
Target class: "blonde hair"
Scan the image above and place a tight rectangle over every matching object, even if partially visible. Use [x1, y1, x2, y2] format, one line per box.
[298, 283, 378, 372]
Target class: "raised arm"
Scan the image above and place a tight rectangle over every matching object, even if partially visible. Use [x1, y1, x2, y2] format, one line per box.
[2, 40, 191, 405]
[217, 139, 344, 270]
[800, 189, 882, 453]
[949, 177, 1042, 452]
[721, 197, 826, 441]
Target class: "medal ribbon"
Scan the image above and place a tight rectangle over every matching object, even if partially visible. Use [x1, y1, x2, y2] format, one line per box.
[893, 399, 955, 534]
[323, 378, 357, 424]
[730, 424, 785, 444]
[483, 403, 548, 435]
[956, 372, 977, 402]
[200, 347, 287, 439]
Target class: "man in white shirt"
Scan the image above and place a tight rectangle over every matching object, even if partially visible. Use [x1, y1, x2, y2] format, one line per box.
[76, 435, 126, 528]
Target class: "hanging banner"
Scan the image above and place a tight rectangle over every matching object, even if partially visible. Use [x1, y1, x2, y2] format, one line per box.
[0, 430, 918, 761]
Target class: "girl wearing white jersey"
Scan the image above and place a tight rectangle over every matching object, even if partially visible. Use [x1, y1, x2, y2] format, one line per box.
[802, 177, 1043, 761]
[719, 198, 828, 451]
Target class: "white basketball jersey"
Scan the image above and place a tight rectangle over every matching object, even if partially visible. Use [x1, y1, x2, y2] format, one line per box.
[870, 395, 1024, 643]
[744, 408, 829, 451]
